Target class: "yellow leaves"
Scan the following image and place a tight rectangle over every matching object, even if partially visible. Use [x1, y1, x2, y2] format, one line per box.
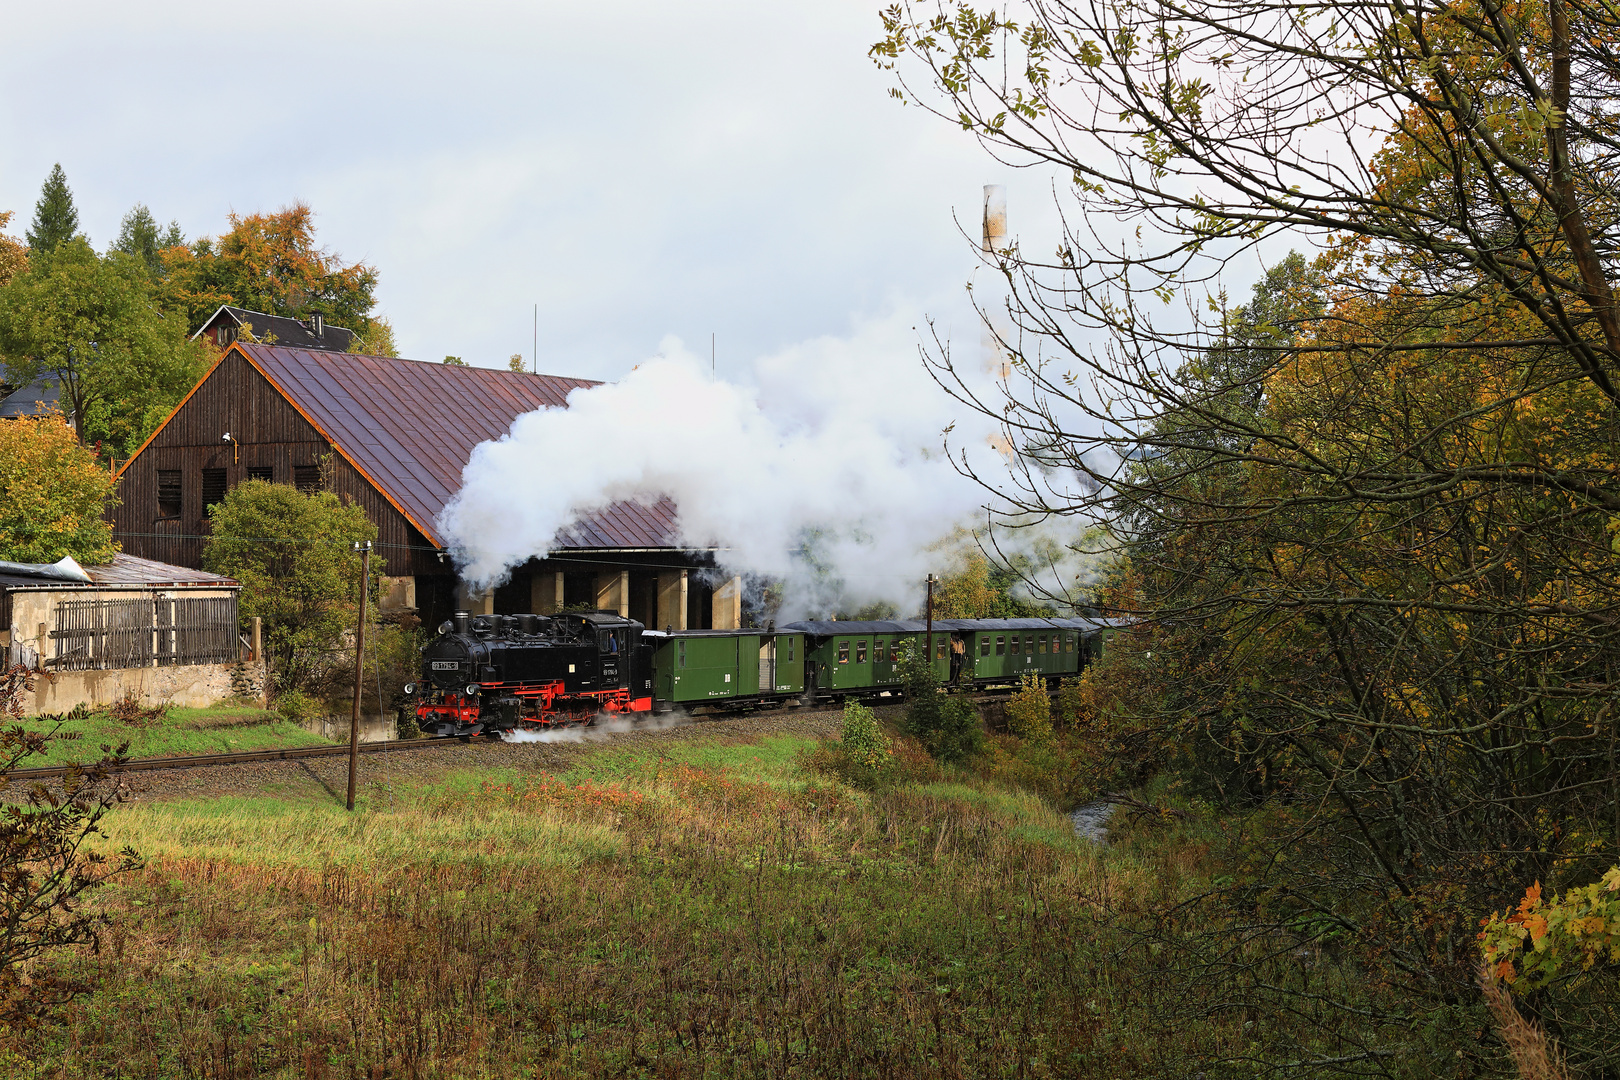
[1482, 866, 1620, 989]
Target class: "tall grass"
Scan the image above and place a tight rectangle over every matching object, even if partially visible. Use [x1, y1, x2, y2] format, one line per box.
[8, 735, 1480, 1078]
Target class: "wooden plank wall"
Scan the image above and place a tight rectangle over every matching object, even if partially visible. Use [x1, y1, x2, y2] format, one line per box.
[111, 350, 442, 577]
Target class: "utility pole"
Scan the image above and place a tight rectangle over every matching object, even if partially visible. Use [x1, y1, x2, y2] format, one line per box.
[347, 540, 372, 811]
[926, 574, 937, 675]
[533, 303, 538, 374]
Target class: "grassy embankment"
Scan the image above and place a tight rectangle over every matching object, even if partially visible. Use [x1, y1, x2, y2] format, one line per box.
[17, 704, 334, 767]
[6, 729, 1427, 1078]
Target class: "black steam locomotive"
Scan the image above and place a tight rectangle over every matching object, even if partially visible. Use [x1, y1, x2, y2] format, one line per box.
[407, 611, 653, 737]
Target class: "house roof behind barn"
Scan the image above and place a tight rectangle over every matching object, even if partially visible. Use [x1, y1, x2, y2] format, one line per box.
[0, 376, 64, 420]
[192, 305, 359, 352]
[222, 344, 682, 551]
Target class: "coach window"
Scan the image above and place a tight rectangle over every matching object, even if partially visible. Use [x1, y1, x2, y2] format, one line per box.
[1066, 633, 1075, 653]
[995, 635, 1005, 656]
[856, 640, 868, 663]
[980, 637, 991, 657]
[787, 638, 795, 662]
[678, 640, 687, 668]
[873, 638, 884, 662]
[837, 641, 849, 664]
[1038, 635, 1047, 654]
[890, 641, 901, 662]
[1010, 635, 1020, 655]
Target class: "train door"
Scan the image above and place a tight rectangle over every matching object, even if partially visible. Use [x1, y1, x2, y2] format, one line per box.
[598, 630, 622, 688]
[759, 636, 776, 692]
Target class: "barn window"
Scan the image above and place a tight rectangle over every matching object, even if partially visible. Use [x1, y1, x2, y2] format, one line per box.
[247, 466, 273, 483]
[157, 470, 181, 519]
[294, 465, 322, 493]
[201, 468, 228, 509]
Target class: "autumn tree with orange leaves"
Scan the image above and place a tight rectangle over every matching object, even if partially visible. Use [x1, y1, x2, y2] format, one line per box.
[878, 0, 1620, 1072]
[158, 202, 380, 339]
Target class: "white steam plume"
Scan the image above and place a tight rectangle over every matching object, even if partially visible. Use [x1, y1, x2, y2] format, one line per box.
[439, 309, 1096, 616]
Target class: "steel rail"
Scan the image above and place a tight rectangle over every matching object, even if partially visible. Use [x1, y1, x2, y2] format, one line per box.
[0, 735, 481, 784]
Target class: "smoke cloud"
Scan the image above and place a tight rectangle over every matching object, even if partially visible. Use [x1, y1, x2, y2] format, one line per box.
[500, 711, 690, 743]
[439, 309, 1099, 616]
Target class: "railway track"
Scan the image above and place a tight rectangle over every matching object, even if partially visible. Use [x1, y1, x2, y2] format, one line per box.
[0, 687, 1011, 785]
[0, 735, 484, 784]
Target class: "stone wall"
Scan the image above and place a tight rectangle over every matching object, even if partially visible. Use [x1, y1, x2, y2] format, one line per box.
[24, 659, 268, 716]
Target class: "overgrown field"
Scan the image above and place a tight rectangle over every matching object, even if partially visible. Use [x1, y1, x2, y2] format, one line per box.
[19, 703, 334, 767]
[6, 730, 1495, 1078]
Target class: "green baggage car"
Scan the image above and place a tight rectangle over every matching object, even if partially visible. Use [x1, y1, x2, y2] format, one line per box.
[647, 629, 806, 711]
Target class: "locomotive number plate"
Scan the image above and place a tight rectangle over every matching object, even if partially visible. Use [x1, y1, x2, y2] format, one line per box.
[430, 661, 459, 671]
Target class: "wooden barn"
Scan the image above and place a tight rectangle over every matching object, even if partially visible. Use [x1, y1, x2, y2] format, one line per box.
[110, 343, 737, 631]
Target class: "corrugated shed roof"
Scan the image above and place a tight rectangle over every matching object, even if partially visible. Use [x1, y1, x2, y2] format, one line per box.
[238, 344, 683, 550]
[0, 553, 236, 591]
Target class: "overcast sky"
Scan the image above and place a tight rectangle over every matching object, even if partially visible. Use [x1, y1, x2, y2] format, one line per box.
[0, 0, 1073, 383]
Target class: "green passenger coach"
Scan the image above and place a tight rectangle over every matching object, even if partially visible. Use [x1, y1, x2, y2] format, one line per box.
[647, 629, 806, 711]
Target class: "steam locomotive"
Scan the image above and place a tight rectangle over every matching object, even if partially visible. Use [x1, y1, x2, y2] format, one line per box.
[406, 608, 1113, 737]
[408, 611, 654, 737]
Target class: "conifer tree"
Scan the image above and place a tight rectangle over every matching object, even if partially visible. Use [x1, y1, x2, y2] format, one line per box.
[25, 165, 80, 254]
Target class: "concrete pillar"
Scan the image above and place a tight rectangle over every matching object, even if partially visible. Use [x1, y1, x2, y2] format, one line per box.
[656, 570, 689, 631]
[712, 576, 742, 630]
[531, 571, 562, 614]
[595, 570, 629, 617]
[378, 576, 416, 612]
[454, 581, 494, 615]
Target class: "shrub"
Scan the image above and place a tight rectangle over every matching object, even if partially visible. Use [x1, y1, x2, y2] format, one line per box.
[840, 702, 891, 770]
[1055, 676, 1086, 729]
[1007, 673, 1053, 742]
[274, 689, 324, 725]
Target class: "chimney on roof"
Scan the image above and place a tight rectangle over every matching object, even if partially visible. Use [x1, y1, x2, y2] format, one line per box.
[311, 314, 324, 340]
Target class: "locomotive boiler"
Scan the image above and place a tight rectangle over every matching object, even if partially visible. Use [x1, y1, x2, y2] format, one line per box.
[407, 610, 654, 736]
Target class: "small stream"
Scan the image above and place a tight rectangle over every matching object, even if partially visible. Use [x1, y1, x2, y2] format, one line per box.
[1069, 799, 1119, 844]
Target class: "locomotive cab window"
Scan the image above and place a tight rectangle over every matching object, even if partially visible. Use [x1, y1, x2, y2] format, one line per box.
[980, 637, 990, 657]
[837, 641, 849, 664]
[995, 635, 1005, 655]
[856, 641, 867, 663]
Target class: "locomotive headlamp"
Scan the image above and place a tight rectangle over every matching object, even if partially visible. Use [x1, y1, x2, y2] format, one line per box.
[403, 682, 416, 695]
[465, 683, 481, 697]
[438, 620, 455, 636]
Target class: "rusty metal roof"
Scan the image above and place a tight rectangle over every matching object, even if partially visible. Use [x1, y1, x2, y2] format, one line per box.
[0, 553, 237, 591]
[239, 345, 682, 550]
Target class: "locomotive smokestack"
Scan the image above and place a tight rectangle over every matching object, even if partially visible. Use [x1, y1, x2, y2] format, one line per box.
[981, 184, 1012, 382]
[453, 610, 470, 635]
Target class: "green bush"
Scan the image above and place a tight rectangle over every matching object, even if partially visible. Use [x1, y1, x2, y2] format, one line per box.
[274, 689, 324, 725]
[840, 702, 891, 769]
[897, 638, 985, 764]
[1007, 673, 1053, 742]
[1055, 676, 1085, 728]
